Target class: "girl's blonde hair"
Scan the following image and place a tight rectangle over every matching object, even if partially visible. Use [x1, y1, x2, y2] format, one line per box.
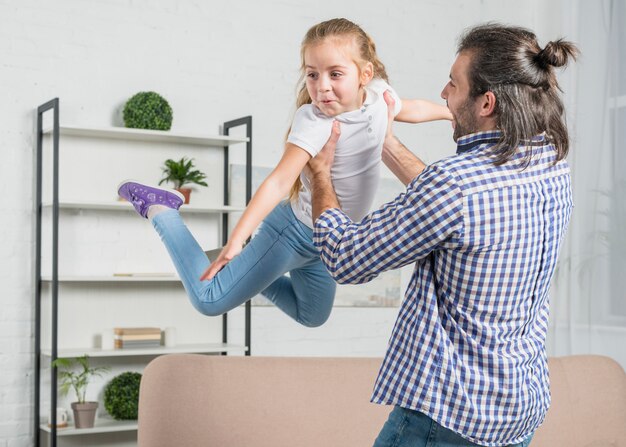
[288, 18, 389, 201]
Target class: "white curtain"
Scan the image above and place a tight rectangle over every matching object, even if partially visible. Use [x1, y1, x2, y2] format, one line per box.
[548, 0, 626, 368]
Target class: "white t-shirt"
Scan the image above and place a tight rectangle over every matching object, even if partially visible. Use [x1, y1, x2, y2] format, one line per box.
[287, 78, 402, 229]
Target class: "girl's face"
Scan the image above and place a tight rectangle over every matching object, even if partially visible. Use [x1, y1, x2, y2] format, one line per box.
[304, 39, 372, 117]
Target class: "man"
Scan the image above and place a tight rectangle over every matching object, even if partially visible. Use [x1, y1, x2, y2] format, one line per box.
[307, 24, 579, 447]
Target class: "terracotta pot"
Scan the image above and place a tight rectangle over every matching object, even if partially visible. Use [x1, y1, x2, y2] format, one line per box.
[71, 401, 98, 428]
[176, 188, 191, 204]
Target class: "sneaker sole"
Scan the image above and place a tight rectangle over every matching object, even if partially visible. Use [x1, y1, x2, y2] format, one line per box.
[117, 179, 186, 203]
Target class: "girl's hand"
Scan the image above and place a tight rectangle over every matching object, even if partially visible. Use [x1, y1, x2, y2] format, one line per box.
[200, 242, 243, 281]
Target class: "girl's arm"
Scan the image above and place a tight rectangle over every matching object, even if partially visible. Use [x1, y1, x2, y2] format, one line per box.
[395, 99, 452, 123]
[200, 144, 311, 280]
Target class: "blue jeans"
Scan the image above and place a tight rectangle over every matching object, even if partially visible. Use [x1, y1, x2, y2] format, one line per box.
[151, 202, 336, 327]
[373, 407, 534, 447]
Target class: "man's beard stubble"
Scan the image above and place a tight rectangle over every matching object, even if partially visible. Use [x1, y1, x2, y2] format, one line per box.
[452, 97, 480, 142]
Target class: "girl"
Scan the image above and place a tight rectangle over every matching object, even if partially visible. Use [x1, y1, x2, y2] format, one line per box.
[118, 18, 451, 327]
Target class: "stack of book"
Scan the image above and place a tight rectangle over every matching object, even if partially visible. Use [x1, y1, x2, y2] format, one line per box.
[114, 327, 161, 349]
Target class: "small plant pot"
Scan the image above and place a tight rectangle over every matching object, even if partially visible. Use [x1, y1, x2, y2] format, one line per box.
[71, 401, 98, 428]
[176, 188, 191, 204]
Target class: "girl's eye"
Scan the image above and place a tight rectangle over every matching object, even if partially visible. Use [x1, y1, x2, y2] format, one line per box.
[331, 72, 342, 78]
[306, 72, 318, 79]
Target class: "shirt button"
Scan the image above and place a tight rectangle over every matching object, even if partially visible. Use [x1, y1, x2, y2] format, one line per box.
[368, 128, 373, 133]
[368, 115, 372, 121]
[361, 108, 366, 112]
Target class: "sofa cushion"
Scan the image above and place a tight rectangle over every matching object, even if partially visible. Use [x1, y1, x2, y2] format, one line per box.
[138, 355, 391, 447]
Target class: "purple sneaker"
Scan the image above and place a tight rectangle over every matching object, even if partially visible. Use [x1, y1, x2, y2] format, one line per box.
[117, 180, 184, 218]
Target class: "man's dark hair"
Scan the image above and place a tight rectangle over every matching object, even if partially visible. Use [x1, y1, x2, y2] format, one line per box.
[458, 23, 579, 165]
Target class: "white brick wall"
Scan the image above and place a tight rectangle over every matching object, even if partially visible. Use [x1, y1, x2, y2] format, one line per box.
[0, 1, 558, 445]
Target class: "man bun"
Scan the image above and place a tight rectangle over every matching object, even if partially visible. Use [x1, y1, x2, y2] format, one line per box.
[537, 39, 579, 68]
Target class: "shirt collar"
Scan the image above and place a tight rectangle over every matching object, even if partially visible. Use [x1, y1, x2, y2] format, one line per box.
[456, 130, 502, 154]
[456, 131, 550, 155]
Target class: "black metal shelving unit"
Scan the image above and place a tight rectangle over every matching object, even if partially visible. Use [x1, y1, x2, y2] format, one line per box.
[34, 98, 252, 447]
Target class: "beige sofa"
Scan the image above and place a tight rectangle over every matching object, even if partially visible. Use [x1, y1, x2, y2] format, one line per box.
[137, 354, 626, 447]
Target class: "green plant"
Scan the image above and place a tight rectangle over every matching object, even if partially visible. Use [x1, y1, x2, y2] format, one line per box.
[104, 372, 142, 420]
[159, 156, 208, 189]
[123, 91, 173, 130]
[51, 355, 109, 404]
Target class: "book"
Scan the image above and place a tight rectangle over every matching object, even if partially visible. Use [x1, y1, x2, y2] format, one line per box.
[115, 339, 161, 349]
[115, 334, 161, 341]
[114, 327, 161, 336]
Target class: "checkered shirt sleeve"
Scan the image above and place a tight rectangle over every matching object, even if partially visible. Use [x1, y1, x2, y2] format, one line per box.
[313, 164, 464, 284]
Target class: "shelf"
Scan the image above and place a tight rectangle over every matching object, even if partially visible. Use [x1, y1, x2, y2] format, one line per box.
[35, 103, 252, 447]
[42, 343, 248, 358]
[40, 418, 137, 436]
[42, 201, 245, 213]
[43, 125, 249, 146]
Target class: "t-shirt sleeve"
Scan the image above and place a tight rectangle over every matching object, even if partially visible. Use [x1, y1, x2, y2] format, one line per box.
[287, 105, 334, 157]
[367, 78, 402, 117]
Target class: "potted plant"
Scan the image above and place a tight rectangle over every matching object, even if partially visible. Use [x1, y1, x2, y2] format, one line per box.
[51, 355, 109, 429]
[104, 372, 142, 420]
[123, 91, 173, 131]
[159, 156, 208, 204]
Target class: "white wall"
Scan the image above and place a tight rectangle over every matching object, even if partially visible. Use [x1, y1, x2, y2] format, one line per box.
[1, 1, 563, 445]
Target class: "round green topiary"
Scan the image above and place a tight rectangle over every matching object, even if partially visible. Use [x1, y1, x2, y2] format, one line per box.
[123, 91, 173, 130]
[104, 372, 142, 420]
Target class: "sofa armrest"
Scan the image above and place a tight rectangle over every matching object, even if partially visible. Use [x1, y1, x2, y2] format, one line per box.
[533, 355, 626, 446]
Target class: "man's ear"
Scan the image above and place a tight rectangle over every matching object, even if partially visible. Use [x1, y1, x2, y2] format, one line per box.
[479, 91, 497, 117]
[360, 62, 374, 86]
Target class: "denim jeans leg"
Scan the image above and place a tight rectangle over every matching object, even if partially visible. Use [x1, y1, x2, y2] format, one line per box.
[373, 406, 431, 447]
[257, 203, 336, 326]
[373, 406, 535, 447]
[152, 203, 336, 326]
[151, 209, 212, 302]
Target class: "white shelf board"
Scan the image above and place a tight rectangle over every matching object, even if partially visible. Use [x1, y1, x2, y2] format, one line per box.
[40, 418, 137, 436]
[41, 275, 181, 283]
[41, 343, 248, 358]
[44, 125, 249, 146]
[42, 201, 245, 213]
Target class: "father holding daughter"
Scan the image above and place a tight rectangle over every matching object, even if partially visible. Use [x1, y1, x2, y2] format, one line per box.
[309, 22, 578, 447]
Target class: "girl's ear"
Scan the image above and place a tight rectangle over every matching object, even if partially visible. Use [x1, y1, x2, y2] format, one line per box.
[360, 62, 374, 86]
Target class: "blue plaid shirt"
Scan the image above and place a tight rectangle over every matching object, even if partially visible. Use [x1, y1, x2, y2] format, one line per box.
[313, 131, 572, 446]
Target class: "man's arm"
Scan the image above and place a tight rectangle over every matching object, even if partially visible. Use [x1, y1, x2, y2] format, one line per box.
[308, 120, 341, 223]
[382, 91, 427, 186]
[313, 165, 463, 284]
[383, 135, 426, 186]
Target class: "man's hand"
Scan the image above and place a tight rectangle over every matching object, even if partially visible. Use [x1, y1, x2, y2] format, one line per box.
[305, 120, 341, 180]
[382, 91, 426, 185]
[383, 90, 397, 145]
[307, 120, 342, 223]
